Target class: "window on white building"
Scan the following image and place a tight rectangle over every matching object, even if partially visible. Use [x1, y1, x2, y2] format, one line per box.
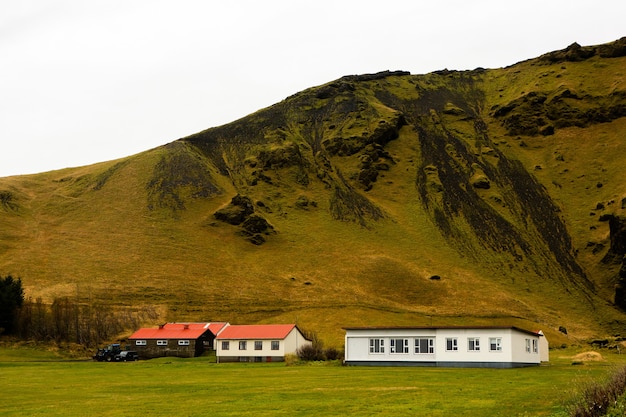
[222, 341, 230, 350]
[489, 337, 502, 352]
[254, 341, 263, 350]
[468, 338, 480, 351]
[532, 339, 538, 353]
[525, 339, 531, 353]
[390, 338, 409, 353]
[414, 338, 434, 354]
[271, 341, 280, 350]
[446, 338, 458, 351]
[369, 338, 385, 354]
[239, 341, 247, 350]
[156, 340, 168, 346]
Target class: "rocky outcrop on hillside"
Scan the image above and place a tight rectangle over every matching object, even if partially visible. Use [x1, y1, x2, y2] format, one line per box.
[492, 89, 626, 137]
[213, 194, 275, 245]
[601, 215, 626, 309]
[539, 37, 626, 62]
[214, 194, 255, 225]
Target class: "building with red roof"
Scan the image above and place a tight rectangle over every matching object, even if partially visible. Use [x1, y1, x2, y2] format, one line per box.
[129, 322, 228, 359]
[215, 324, 312, 363]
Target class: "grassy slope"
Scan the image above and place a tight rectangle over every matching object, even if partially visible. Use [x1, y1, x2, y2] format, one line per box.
[484, 55, 626, 298]
[1, 44, 625, 348]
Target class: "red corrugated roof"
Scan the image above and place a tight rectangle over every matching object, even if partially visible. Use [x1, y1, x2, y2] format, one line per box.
[216, 324, 300, 340]
[129, 322, 228, 340]
[207, 322, 228, 335]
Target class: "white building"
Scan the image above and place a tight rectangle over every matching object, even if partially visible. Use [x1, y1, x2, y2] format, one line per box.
[344, 326, 548, 368]
[215, 324, 312, 363]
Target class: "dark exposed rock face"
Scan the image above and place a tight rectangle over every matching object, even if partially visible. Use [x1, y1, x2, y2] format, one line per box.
[492, 89, 626, 137]
[322, 113, 406, 157]
[597, 37, 626, 58]
[214, 195, 275, 244]
[602, 215, 626, 264]
[257, 142, 304, 169]
[601, 215, 626, 310]
[540, 42, 596, 63]
[357, 143, 396, 190]
[214, 195, 254, 225]
[339, 70, 411, 82]
[241, 214, 273, 235]
[539, 38, 626, 63]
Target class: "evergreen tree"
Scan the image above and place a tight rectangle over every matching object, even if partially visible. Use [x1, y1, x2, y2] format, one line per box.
[0, 275, 24, 334]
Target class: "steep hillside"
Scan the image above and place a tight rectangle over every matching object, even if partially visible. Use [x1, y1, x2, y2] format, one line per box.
[1, 38, 626, 346]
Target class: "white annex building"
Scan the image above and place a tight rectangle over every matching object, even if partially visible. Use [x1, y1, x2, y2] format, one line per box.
[344, 326, 548, 368]
[215, 324, 312, 363]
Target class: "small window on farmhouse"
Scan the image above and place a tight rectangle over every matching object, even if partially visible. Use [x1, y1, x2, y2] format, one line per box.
[222, 341, 230, 350]
[532, 339, 538, 353]
[254, 341, 263, 350]
[178, 340, 190, 346]
[135, 340, 146, 346]
[239, 341, 247, 350]
[446, 338, 458, 351]
[489, 337, 502, 352]
[525, 338, 531, 353]
[414, 338, 434, 354]
[271, 341, 279, 350]
[369, 338, 385, 354]
[390, 338, 409, 354]
[157, 340, 168, 346]
[468, 338, 480, 352]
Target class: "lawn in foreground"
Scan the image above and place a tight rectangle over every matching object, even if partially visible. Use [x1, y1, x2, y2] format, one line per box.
[0, 347, 623, 416]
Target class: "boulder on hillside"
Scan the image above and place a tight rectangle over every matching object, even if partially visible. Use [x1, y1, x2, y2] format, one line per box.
[214, 195, 276, 245]
[214, 195, 255, 225]
[241, 214, 274, 235]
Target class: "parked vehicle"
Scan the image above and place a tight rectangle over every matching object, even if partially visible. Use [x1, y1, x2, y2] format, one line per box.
[117, 350, 139, 361]
[93, 343, 138, 362]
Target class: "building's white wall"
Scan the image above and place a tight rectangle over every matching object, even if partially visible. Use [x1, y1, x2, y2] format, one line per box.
[344, 328, 542, 365]
[283, 328, 311, 355]
[215, 329, 311, 359]
[436, 328, 515, 364]
[216, 338, 284, 357]
[345, 328, 437, 362]
[509, 330, 541, 364]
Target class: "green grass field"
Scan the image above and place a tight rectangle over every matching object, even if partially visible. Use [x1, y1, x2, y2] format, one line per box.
[1, 345, 625, 416]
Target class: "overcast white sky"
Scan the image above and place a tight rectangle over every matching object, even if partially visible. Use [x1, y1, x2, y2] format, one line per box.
[1, 1, 624, 177]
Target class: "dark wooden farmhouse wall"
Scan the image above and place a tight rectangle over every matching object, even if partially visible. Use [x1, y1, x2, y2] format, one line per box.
[131, 331, 215, 359]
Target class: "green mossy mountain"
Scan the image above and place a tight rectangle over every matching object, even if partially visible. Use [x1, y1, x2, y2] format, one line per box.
[2, 38, 626, 346]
